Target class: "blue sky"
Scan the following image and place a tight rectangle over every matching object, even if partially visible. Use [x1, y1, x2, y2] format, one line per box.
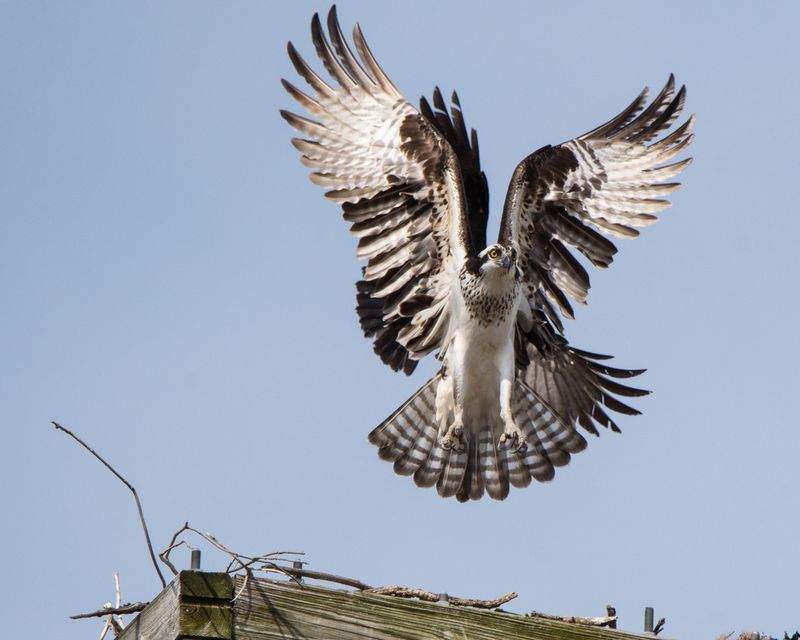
[2, 2, 799, 638]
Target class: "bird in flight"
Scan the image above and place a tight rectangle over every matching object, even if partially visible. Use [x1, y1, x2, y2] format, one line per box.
[281, 7, 693, 501]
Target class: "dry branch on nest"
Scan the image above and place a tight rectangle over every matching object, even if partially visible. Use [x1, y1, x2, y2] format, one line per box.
[525, 610, 617, 628]
[70, 602, 149, 620]
[69, 574, 135, 639]
[159, 522, 304, 580]
[52, 421, 166, 588]
[364, 586, 516, 609]
[160, 523, 518, 610]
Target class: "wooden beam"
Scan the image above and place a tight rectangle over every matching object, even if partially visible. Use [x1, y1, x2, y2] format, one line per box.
[118, 572, 663, 640]
[118, 572, 232, 640]
[232, 576, 656, 640]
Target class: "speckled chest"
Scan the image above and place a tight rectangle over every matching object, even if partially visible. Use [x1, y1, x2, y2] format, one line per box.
[459, 268, 520, 327]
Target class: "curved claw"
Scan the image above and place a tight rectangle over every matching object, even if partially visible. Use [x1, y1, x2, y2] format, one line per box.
[498, 428, 528, 453]
[440, 425, 465, 451]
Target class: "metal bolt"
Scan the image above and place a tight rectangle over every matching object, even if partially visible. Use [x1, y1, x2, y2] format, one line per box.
[644, 607, 654, 633]
[190, 549, 201, 571]
[293, 560, 304, 584]
[606, 605, 617, 629]
[437, 593, 449, 607]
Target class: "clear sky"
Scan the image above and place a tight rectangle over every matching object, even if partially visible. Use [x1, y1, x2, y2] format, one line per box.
[2, 2, 798, 638]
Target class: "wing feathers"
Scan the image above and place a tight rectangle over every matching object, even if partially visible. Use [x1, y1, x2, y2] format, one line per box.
[283, 7, 483, 371]
[501, 75, 693, 334]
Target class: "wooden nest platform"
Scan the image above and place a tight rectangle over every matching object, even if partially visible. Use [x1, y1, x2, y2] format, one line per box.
[119, 570, 663, 640]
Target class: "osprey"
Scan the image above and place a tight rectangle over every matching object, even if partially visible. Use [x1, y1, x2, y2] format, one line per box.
[281, 8, 693, 501]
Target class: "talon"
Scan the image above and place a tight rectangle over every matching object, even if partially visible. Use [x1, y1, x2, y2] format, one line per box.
[499, 428, 527, 453]
[440, 425, 465, 451]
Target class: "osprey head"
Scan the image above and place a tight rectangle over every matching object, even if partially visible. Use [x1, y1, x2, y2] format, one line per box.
[478, 244, 516, 273]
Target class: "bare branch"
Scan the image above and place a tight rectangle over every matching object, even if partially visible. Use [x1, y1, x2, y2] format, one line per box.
[232, 569, 251, 603]
[71, 603, 149, 620]
[367, 586, 517, 609]
[525, 610, 618, 628]
[159, 522, 192, 576]
[159, 524, 514, 610]
[284, 567, 372, 591]
[52, 421, 166, 588]
[114, 574, 121, 609]
[159, 523, 304, 584]
[448, 592, 517, 609]
[98, 618, 111, 640]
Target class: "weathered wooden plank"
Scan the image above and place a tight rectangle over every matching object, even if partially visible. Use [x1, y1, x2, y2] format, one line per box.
[119, 572, 232, 640]
[180, 571, 234, 600]
[178, 571, 233, 639]
[232, 576, 656, 640]
[118, 579, 180, 640]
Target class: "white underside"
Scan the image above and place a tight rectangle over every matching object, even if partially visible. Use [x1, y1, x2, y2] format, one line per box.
[435, 260, 520, 438]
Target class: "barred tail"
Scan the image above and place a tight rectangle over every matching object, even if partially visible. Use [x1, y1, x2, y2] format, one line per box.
[368, 374, 441, 477]
[368, 375, 589, 502]
[367, 372, 470, 498]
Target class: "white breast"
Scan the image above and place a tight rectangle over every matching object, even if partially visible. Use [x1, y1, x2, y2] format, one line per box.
[443, 273, 520, 430]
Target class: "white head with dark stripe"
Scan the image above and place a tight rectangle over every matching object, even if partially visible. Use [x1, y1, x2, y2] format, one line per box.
[478, 243, 516, 274]
[460, 244, 520, 324]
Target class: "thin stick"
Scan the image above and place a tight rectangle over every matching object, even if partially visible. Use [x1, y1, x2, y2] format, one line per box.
[284, 567, 372, 591]
[367, 586, 517, 609]
[525, 610, 617, 627]
[114, 573, 122, 609]
[52, 421, 166, 588]
[71, 603, 150, 620]
[159, 523, 304, 584]
[157, 524, 514, 611]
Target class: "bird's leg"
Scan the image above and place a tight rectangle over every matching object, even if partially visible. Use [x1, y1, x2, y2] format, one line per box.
[498, 377, 527, 452]
[440, 407, 465, 451]
[440, 366, 466, 451]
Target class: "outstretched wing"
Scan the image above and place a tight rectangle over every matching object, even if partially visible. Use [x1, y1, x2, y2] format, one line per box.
[419, 88, 490, 253]
[281, 7, 478, 374]
[499, 75, 694, 433]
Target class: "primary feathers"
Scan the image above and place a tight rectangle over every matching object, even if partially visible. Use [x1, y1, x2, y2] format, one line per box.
[281, 7, 693, 501]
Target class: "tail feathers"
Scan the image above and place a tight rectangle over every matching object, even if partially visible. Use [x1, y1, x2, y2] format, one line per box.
[413, 444, 445, 487]
[457, 433, 484, 502]
[393, 423, 437, 476]
[477, 426, 509, 500]
[436, 448, 467, 499]
[369, 376, 590, 501]
[513, 380, 587, 481]
[368, 375, 439, 468]
[446, 425, 510, 502]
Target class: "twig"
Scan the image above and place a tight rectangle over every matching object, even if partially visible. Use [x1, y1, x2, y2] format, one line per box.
[653, 617, 666, 635]
[71, 602, 149, 620]
[276, 567, 516, 608]
[52, 421, 166, 588]
[525, 610, 618, 628]
[367, 586, 517, 609]
[159, 523, 303, 583]
[232, 569, 251, 603]
[159, 524, 514, 610]
[283, 567, 372, 591]
[447, 592, 517, 609]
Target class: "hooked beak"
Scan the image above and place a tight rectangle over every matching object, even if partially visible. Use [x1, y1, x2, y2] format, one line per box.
[498, 255, 512, 271]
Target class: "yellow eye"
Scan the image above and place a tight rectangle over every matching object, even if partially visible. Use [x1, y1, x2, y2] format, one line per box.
[488, 249, 499, 260]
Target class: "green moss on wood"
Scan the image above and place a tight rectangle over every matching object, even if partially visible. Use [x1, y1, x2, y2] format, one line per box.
[179, 571, 233, 600]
